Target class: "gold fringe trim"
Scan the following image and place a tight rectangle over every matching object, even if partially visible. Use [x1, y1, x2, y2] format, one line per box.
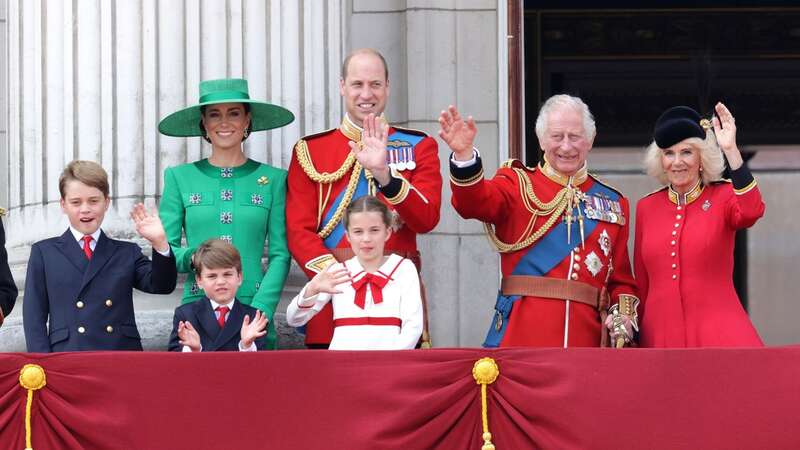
[19, 364, 46, 450]
[473, 358, 499, 450]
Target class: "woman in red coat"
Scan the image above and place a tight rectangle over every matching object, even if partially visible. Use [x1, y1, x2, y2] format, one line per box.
[634, 102, 764, 347]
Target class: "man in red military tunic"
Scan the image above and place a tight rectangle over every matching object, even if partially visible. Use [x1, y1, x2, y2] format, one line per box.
[287, 48, 442, 348]
[439, 95, 639, 347]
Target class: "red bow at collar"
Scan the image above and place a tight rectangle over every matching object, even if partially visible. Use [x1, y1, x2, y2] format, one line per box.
[351, 273, 389, 309]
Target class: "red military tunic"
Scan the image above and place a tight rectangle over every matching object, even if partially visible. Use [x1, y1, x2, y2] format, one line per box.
[634, 167, 765, 347]
[286, 115, 442, 346]
[450, 157, 638, 347]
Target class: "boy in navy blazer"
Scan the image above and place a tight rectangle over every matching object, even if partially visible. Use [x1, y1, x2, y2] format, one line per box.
[23, 160, 177, 352]
[169, 239, 267, 352]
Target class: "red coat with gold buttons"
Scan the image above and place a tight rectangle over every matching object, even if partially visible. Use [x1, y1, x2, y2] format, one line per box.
[634, 175, 765, 348]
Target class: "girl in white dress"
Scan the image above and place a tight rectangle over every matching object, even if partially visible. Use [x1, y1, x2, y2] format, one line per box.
[286, 196, 423, 350]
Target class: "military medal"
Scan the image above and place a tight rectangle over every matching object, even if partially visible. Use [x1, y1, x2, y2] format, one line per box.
[598, 229, 611, 257]
[387, 147, 395, 169]
[582, 193, 625, 225]
[396, 148, 407, 171]
[388, 139, 412, 171]
[406, 146, 417, 170]
[702, 200, 711, 211]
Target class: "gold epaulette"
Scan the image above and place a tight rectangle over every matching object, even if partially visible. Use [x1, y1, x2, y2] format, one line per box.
[390, 124, 429, 137]
[0, 207, 6, 217]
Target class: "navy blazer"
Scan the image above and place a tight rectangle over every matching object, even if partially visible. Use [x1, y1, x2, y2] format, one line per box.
[168, 297, 266, 352]
[0, 220, 18, 325]
[23, 229, 177, 352]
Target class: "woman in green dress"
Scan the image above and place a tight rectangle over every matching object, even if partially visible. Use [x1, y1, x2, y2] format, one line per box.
[158, 78, 293, 349]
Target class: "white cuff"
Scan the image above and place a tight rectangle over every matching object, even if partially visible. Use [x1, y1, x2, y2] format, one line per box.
[450, 148, 480, 168]
[238, 340, 257, 352]
[297, 289, 330, 309]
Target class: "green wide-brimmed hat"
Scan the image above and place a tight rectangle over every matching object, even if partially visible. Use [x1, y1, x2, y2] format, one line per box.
[158, 78, 294, 137]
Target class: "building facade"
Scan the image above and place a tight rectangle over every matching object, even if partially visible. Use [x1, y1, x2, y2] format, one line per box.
[1, 1, 797, 349]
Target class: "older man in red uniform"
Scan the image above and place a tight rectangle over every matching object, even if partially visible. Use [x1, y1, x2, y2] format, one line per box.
[287, 48, 441, 348]
[439, 95, 639, 347]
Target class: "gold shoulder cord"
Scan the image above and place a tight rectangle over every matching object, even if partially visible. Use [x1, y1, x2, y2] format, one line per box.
[295, 139, 356, 184]
[295, 139, 366, 239]
[484, 168, 571, 253]
[317, 162, 365, 239]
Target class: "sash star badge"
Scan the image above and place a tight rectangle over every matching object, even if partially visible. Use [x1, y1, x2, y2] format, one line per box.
[598, 229, 611, 257]
[585, 251, 603, 277]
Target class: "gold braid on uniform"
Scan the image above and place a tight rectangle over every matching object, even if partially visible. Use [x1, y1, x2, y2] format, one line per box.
[317, 162, 365, 239]
[484, 168, 574, 253]
[295, 139, 356, 184]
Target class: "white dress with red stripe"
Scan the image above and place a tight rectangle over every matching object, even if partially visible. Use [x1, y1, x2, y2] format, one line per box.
[286, 254, 423, 350]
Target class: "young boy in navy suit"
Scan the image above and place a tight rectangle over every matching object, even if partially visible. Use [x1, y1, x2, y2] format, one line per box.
[168, 239, 268, 352]
[23, 160, 177, 352]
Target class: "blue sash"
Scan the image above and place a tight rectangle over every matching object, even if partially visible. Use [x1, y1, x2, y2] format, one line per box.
[319, 130, 424, 249]
[483, 180, 620, 347]
[322, 170, 369, 249]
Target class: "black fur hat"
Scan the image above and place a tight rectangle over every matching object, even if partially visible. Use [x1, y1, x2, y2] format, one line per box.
[653, 106, 709, 148]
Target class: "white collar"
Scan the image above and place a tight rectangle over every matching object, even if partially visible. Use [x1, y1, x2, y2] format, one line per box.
[69, 226, 102, 244]
[209, 298, 236, 312]
[346, 253, 401, 279]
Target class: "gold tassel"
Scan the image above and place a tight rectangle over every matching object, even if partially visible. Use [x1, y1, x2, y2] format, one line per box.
[19, 364, 46, 450]
[473, 357, 500, 450]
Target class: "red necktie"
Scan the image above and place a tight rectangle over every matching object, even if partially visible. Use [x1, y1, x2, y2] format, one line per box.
[351, 273, 389, 309]
[215, 306, 230, 328]
[82, 235, 94, 260]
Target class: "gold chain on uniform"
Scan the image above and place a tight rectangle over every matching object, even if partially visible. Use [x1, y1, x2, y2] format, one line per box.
[295, 139, 356, 184]
[315, 161, 365, 239]
[297, 115, 383, 238]
[484, 167, 578, 253]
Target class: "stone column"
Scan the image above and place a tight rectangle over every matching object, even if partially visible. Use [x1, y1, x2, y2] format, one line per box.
[1, 0, 344, 350]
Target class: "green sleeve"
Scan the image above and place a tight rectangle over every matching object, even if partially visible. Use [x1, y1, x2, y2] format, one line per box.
[159, 167, 196, 273]
[250, 169, 290, 319]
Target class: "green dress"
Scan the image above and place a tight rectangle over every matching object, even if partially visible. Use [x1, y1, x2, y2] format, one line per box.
[160, 158, 290, 349]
